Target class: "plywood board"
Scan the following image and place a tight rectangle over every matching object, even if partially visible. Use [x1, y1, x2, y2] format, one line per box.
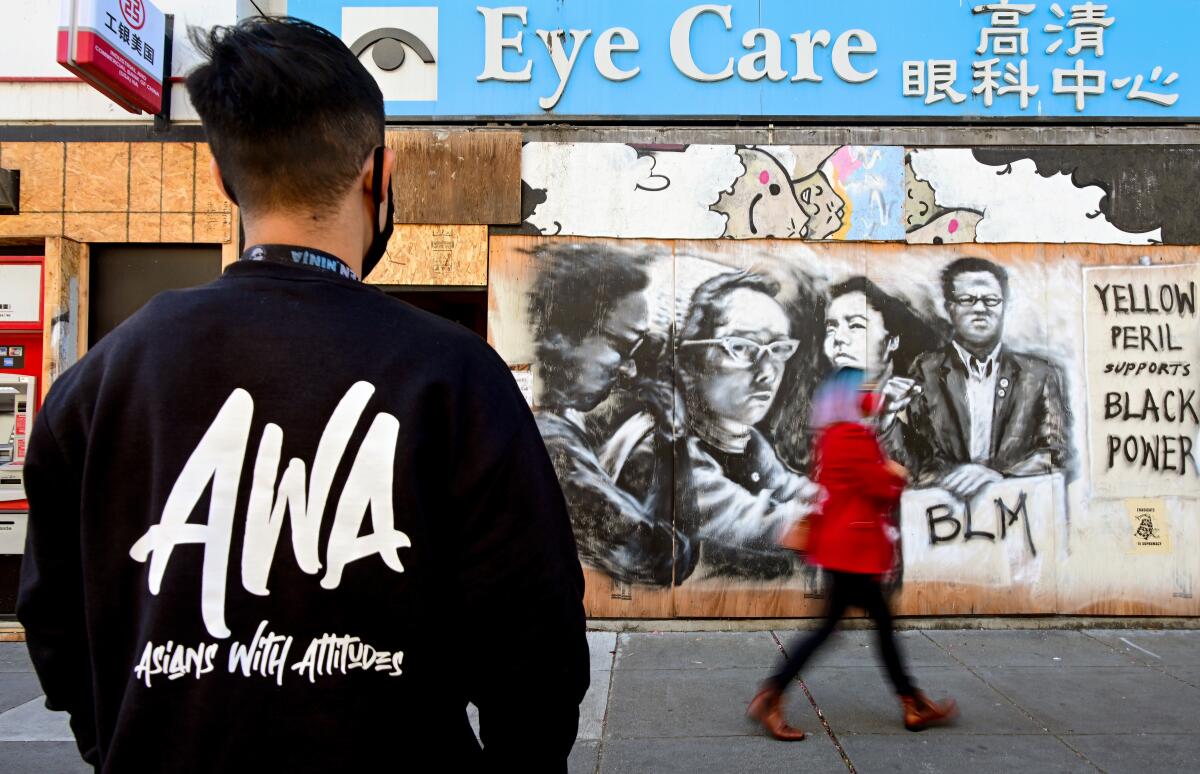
[488, 236, 677, 618]
[488, 235, 1200, 619]
[366, 224, 487, 286]
[583, 569, 674, 619]
[0, 141, 237, 248]
[387, 130, 521, 225]
[41, 237, 89, 398]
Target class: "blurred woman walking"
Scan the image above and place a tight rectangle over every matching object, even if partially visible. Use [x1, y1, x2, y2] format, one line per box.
[748, 367, 957, 740]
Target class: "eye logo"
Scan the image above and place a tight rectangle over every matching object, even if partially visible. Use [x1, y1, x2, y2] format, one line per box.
[342, 7, 438, 102]
[349, 28, 435, 72]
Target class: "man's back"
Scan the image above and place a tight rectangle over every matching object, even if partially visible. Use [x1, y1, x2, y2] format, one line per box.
[19, 259, 588, 771]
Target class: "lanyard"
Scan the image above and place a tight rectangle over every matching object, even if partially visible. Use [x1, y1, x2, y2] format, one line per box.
[240, 244, 360, 282]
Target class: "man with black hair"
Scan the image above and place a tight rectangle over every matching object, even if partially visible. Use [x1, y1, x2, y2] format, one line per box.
[905, 257, 1071, 499]
[18, 17, 587, 772]
[528, 243, 687, 586]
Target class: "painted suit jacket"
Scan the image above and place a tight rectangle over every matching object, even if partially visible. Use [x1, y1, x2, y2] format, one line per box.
[904, 343, 1071, 481]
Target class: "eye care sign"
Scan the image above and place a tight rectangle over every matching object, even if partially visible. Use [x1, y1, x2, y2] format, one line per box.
[288, 1, 1199, 119]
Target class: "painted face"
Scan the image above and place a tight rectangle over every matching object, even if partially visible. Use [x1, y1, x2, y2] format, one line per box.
[561, 292, 650, 412]
[947, 271, 1005, 350]
[905, 161, 937, 229]
[793, 171, 846, 240]
[691, 288, 793, 427]
[714, 149, 811, 239]
[906, 210, 982, 245]
[823, 290, 897, 382]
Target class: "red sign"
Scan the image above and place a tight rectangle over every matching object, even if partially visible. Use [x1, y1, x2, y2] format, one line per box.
[57, 0, 167, 115]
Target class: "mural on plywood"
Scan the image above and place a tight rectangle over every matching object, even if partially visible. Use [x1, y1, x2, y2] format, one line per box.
[517, 143, 906, 241]
[489, 238, 1081, 598]
[906, 147, 1200, 246]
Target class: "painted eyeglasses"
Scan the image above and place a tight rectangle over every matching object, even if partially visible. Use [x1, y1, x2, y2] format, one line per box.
[951, 294, 1004, 308]
[680, 337, 800, 367]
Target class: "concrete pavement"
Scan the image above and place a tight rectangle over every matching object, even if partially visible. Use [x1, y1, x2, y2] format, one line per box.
[2, 628, 1198, 772]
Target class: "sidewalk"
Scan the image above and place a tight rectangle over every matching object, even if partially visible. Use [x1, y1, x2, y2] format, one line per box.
[2, 628, 1198, 772]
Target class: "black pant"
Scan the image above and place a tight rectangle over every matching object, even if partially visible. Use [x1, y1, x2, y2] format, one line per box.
[771, 570, 916, 696]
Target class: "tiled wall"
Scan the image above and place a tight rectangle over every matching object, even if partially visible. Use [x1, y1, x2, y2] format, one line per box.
[0, 142, 234, 245]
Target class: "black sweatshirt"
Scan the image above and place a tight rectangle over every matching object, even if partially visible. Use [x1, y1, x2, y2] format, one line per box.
[17, 257, 589, 772]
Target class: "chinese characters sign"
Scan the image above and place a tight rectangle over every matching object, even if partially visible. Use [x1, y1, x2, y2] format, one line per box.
[57, 0, 166, 114]
[905, 1, 1179, 111]
[289, 0, 1196, 119]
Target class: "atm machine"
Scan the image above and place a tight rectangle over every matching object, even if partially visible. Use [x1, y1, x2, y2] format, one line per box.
[0, 255, 43, 614]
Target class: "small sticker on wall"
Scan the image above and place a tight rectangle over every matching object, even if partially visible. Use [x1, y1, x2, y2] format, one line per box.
[509, 363, 534, 407]
[1125, 498, 1172, 554]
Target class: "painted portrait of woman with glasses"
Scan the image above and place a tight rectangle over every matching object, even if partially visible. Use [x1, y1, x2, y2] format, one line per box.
[671, 271, 824, 580]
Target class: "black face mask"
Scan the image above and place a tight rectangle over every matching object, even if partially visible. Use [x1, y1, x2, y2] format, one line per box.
[221, 146, 394, 282]
[362, 145, 395, 280]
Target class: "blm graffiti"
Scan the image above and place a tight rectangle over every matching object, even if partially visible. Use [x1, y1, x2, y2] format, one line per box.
[503, 240, 1074, 588]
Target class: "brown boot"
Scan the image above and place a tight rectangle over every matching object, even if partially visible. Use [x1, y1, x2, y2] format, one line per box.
[900, 691, 959, 731]
[747, 684, 806, 741]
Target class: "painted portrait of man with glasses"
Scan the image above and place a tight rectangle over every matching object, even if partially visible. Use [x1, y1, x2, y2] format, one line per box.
[904, 257, 1072, 500]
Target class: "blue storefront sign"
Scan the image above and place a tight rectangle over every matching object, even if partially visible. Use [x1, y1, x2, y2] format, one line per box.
[288, 0, 1197, 120]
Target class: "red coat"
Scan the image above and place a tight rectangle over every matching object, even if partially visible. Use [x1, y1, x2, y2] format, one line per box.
[805, 421, 906, 575]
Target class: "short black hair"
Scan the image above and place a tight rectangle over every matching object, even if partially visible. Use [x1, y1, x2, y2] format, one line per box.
[940, 257, 1009, 301]
[185, 17, 384, 215]
[680, 271, 782, 344]
[528, 243, 653, 346]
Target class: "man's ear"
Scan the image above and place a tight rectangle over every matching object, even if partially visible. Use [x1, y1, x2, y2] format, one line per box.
[360, 151, 375, 195]
[210, 157, 235, 206]
[361, 147, 397, 198]
[380, 146, 396, 194]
